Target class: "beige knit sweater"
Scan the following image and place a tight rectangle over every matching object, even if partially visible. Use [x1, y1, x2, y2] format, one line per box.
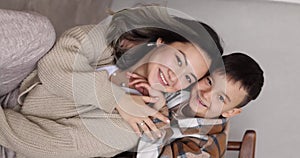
[0, 25, 139, 158]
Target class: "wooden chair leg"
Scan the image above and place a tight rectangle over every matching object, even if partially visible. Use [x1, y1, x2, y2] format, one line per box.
[239, 130, 256, 158]
[227, 130, 256, 158]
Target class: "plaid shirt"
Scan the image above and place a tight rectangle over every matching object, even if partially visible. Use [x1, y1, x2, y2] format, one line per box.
[137, 92, 229, 158]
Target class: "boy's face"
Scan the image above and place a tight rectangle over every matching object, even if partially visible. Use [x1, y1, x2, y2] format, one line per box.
[188, 72, 248, 118]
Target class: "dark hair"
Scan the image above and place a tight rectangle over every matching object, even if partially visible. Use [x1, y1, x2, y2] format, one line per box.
[113, 19, 223, 70]
[173, 17, 223, 56]
[114, 27, 189, 69]
[221, 53, 264, 108]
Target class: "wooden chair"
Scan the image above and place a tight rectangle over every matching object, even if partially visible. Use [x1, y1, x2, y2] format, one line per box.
[227, 130, 257, 158]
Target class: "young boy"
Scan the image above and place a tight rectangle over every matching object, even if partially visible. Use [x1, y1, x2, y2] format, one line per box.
[136, 52, 264, 158]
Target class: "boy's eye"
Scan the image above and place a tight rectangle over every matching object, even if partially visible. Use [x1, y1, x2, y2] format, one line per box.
[218, 95, 225, 103]
[176, 55, 182, 67]
[185, 75, 192, 83]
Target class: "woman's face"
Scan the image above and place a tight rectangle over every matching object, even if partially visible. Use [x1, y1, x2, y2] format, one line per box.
[146, 41, 210, 92]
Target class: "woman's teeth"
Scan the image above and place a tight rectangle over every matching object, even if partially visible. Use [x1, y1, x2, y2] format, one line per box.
[159, 71, 168, 85]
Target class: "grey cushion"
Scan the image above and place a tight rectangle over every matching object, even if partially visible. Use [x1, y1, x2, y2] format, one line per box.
[0, 9, 55, 96]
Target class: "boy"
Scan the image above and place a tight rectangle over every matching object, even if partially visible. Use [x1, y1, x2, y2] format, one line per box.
[136, 52, 264, 158]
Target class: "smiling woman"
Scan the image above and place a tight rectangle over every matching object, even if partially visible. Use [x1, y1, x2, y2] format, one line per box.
[80, 11, 225, 146]
[111, 19, 223, 93]
[96, 6, 225, 140]
[118, 41, 210, 93]
[145, 42, 209, 92]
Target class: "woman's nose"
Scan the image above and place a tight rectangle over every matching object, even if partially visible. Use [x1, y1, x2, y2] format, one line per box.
[168, 69, 177, 84]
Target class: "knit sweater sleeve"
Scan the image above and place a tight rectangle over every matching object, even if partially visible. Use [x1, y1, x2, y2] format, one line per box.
[0, 107, 139, 157]
[0, 108, 75, 158]
[38, 25, 125, 113]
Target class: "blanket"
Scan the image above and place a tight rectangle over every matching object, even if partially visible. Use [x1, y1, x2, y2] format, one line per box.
[137, 105, 229, 158]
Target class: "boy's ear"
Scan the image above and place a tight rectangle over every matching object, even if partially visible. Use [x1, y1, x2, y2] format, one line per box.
[221, 108, 242, 118]
[156, 38, 164, 46]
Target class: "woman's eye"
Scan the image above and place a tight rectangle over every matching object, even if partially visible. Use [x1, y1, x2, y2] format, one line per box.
[218, 95, 225, 103]
[176, 55, 182, 67]
[185, 75, 192, 83]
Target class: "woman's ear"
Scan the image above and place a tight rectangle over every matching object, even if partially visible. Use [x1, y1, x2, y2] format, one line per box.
[156, 38, 164, 46]
[221, 108, 242, 118]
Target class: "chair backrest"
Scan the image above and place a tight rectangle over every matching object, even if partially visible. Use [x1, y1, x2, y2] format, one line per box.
[227, 130, 256, 158]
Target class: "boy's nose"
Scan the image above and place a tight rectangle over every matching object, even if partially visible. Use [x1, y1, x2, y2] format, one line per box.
[200, 88, 212, 104]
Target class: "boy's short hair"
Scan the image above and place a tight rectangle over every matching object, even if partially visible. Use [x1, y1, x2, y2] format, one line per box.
[220, 53, 264, 108]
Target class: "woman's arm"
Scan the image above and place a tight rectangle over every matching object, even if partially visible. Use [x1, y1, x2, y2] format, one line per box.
[0, 108, 75, 157]
[0, 107, 141, 158]
[37, 24, 127, 113]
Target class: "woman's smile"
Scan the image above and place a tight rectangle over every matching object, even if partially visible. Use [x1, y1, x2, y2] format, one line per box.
[158, 68, 169, 86]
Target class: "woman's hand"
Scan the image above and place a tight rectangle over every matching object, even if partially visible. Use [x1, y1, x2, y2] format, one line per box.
[115, 94, 170, 140]
[127, 72, 166, 110]
[127, 72, 149, 95]
[116, 72, 169, 139]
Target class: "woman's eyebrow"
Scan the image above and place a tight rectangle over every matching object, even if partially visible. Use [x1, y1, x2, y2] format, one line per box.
[177, 50, 188, 66]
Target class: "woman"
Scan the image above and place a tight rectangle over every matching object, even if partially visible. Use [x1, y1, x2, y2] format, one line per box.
[0, 6, 222, 157]
[100, 8, 223, 138]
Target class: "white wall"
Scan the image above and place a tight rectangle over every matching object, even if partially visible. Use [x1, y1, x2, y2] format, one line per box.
[111, 0, 300, 157]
